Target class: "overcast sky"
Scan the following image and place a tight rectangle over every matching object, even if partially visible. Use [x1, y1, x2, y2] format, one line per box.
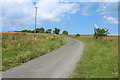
[1, 0, 119, 35]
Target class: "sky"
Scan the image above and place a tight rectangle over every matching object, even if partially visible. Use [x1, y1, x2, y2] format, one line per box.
[1, 0, 119, 35]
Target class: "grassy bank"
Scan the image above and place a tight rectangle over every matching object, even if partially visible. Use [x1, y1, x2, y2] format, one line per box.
[2, 32, 66, 71]
[71, 36, 118, 78]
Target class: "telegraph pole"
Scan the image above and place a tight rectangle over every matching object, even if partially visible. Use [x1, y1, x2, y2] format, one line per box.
[34, 6, 38, 39]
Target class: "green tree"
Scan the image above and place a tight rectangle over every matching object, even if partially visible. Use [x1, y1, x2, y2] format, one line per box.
[45, 29, 52, 33]
[94, 28, 109, 39]
[27, 30, 32, 33]
[76, 34, 80, 37]
[21, 30, 28, 32]
[21, 30, 31, 33]
[53, 28, 60, 34]
[62, 30, 68, 35]
[36, 28, 45, 33]
[20, 30, 34, 33]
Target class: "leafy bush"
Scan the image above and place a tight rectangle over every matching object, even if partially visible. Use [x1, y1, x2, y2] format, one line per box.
[62, 31, 68, 35]
[45, 29, 52, 33]
[36, 28, 45, 33]
[53, 28, 60, 34]
[94, 28, 109, 39]
[76, 34, 80, 37]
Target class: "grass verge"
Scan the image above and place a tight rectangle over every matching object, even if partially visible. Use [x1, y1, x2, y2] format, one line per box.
[2, 33, 66, 71]
[71, 36, 118, 78]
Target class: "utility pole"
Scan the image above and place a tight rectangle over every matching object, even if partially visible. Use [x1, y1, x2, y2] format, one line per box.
[34, 6, 38, 39]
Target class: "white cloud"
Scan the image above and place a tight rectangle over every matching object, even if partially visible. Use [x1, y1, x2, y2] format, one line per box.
[79, 3, 95, 16]
[36, 0, 79, 22]
[2, 1, 35, 31]
[81, 4, 91, 16]
[1, 0, 80, 31]
[96, 2, 118, 15]
[1, 0, 119, 2]
[89, 0, 119, 2]
[103, 16, 119, 24]
[81, 2, 118, 16]
[94, 24, 99, 28]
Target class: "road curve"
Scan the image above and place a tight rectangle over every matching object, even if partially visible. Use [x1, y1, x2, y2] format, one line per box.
[2, 37, 84, 78]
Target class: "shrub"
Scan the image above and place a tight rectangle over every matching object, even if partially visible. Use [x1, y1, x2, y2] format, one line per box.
[94, 28, 109, 39]
[76, 34, 80, 37]
[62, 31, 68, 35]
[45, 29, 52, 33]
[53, 28, 60, 34]
[36, 28, 45, 33]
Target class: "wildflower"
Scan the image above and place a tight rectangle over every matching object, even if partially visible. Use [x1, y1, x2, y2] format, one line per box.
[18, 43, 21, 47]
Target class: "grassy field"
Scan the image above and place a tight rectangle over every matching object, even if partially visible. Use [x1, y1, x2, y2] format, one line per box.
[2, 32, 66, 71]
[71, 36, 118, 78]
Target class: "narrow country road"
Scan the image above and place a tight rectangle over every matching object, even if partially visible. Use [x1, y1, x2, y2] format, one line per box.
[2, 37, 84, 78]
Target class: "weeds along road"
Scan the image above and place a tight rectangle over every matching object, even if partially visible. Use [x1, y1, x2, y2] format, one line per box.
[2, 37, 84, 78]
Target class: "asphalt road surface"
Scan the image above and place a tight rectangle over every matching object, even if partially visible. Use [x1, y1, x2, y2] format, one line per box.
[2, 37, 84, 78]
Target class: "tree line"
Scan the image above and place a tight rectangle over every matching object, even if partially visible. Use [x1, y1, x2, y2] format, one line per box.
[16, 26, 109, 38]
[19, 28, 69, 35]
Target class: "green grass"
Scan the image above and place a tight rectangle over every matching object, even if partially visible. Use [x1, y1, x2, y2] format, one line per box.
[2, 32, 66, 71]
[71, 36, 118, 78]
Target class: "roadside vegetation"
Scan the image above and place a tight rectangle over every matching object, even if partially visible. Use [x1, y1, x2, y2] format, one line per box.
[71, 28, 118, 78]
[2, 32, 66, 71]
[71, 36, 118, 78]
